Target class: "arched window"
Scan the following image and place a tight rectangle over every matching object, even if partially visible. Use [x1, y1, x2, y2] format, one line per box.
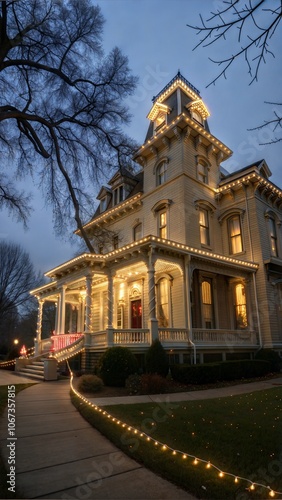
[133, 222, 142, 241]
[228, 215, 243, 254]
[156, 160, 167, 186]
[196, 157, 210, 185]
[199, 208, 210, 246]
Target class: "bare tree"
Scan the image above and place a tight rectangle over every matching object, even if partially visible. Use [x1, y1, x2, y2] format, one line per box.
[0, 0, 138, 251]
[0, 241, 43, 327]
[187, 0, 282, 143]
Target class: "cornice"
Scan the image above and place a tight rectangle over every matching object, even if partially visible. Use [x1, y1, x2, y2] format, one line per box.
[134, 112, 232, 162]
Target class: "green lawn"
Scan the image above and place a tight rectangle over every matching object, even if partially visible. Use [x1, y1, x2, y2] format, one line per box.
[72, 387, 282, 499]
[0, 383, 33, 499]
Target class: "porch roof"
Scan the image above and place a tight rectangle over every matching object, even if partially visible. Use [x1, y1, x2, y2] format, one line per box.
[32, 234, 258, 287]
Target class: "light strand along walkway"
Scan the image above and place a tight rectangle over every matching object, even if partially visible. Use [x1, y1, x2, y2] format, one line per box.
[0, 378, 196, 500]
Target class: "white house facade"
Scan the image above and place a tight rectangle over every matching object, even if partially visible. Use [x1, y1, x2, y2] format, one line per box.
[30, 72, 282, 369]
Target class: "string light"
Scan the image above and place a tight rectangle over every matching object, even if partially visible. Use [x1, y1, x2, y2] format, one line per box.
[68, 365, 282, 499]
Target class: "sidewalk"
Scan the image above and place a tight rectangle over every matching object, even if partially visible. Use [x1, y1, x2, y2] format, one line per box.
[0, 377, 196, 500]
[0, 375, 281, 500]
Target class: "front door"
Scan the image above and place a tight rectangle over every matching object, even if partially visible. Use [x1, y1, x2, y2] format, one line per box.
[131, 299, 142, 328]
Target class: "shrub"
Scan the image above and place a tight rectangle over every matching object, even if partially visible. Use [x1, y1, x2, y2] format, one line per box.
[125, 373, 142, 395]
[98, 346, 138, 387]
[77, 374, 103, 393]
[255, 349, 282, 372]
[140, 373, 169, 394]
[170, 359, 271, 386]
[145, 339, 169, 377]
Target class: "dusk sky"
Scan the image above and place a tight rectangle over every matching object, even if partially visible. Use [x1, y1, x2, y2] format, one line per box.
[1, 0, 281, 275]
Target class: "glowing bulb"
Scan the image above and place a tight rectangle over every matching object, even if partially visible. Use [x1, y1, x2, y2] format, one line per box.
[250, 484, 255, 491]
[269, 490, 275, 498]
[162, 445, 167, 451]
[206, 462, 211, 469]
[219, 472, 224, 478]
[183, 454, 187, 459]
[235, 477, 238, 483]
[172, 451, 176, 455]
[193, 458, 198, 465]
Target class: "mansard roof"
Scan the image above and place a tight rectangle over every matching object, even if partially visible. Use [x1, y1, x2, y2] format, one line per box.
[152, 71, 201, 102]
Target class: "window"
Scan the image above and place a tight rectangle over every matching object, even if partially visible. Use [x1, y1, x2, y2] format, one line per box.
[191, 110, 203, 125]
[100, 197, 107, 212]
[269, 217, 278, 257]
[197, 162, 208, 184]
[199, 208, 210, 246]
[113, 185, 124, 206]
[98, 243, 104, 254]
[201, 280, 214, 329]
[159, 210, 167, 238]
[156, 161, 167, 186]
[157, 278, 169, 327]
[228, 215, 243, 254]
[133, 223, 142, 241]
[154, 111, 166, 133]
[234, 283, 247, 329]
[116, 304, 124, 329]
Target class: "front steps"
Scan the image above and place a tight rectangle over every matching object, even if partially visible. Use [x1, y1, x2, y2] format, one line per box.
[15, 358, 58, 381]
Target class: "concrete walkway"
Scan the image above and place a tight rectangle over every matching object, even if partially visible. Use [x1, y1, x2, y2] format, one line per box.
[0, 374, 281, 499]
[0, 377, 196, 500]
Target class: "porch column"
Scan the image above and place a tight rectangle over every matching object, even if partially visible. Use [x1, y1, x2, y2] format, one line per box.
[54, 295, 60, 334]
[58, 285, 66, 335]
[147, 246, 158, 342]
[35, 298, 44, 355]
[184, 255, 196, 364]
[85, 275, 92, 332]
[106, 271, 114, 346]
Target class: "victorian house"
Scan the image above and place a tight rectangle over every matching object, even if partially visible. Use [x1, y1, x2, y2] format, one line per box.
[29, 72, 282, 370]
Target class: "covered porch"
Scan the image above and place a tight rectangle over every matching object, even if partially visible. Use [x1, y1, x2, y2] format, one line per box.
[31, 236, 260, 361]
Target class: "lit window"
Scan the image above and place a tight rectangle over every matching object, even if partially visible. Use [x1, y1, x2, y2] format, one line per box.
[157, 278, 169, 327]
[199, 209, 210, 246]
[159, 210, 167, 238]
[228, 215, 243, 254]
[269, 217, 278, 257]
[154, 111, 166, 133]
[113, 185, 124, 206]
[116, 305, 124, 329]
[192, 110, 203, 125]
[234, 283, 247, 329]
[157, 161, 167, 186]
[133, 223, 142, 241]
[201, 280, 214, 329]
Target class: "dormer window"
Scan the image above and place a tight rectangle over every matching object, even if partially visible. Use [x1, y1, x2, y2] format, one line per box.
[191, 110, 204, 126]
[154, 111, 167, 134]
[113, 185, 124, 206]
[100, 197, 107, 213]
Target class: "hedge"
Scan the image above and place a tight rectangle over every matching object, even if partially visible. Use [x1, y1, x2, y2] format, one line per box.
[170, 359, 271, 385]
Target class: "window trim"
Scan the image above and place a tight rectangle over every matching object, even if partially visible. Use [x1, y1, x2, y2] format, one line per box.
[228, 215, 244, 255]
[265, 211, 281, 258]
[133, 222, 142, 242]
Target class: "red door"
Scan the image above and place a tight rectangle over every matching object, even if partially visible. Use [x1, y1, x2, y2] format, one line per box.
[131, 299, 142, 328]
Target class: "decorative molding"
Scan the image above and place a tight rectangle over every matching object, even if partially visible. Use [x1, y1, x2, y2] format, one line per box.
[162, 136, 171, 149]
[150, 145, 158, 158]
[173, 126, 182, 142]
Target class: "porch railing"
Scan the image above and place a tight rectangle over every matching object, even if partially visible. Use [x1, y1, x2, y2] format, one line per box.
[114, 329, 150, 345]
[159, 328, 189, 343]
[192, 329, 258, 346]
[51, 333, 84, 352]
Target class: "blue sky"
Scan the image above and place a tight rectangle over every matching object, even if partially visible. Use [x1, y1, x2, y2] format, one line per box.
[1, 0, 281, 273]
